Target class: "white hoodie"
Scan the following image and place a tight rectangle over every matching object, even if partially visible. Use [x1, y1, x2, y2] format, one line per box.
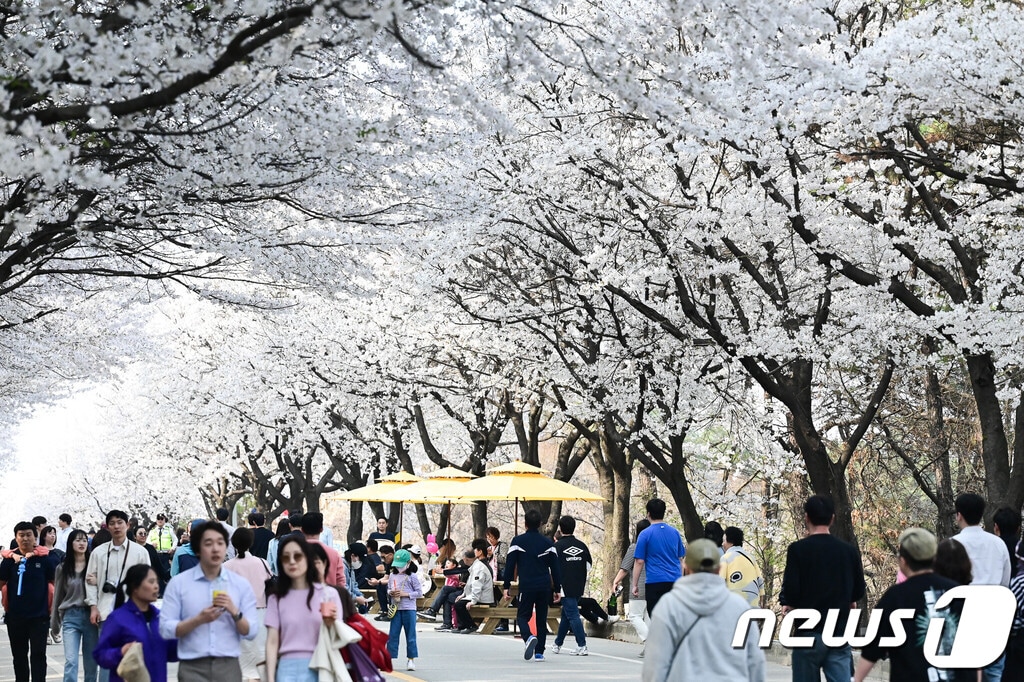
[642, 571, 765, 682]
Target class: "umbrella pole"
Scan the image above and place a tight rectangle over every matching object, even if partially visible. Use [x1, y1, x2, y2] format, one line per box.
[447, 502, 452, 540]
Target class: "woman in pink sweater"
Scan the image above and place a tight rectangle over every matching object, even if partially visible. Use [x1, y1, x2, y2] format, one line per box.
[265, 536, 341, 682]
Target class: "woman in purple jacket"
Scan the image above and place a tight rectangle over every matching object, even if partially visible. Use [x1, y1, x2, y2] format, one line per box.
[94, 564, 178, 682]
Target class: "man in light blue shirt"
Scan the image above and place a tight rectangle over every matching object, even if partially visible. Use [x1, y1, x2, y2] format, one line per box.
[160, 521, 257, 682]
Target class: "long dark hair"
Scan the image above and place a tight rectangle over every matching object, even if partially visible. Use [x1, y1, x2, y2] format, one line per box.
[275, 518, 292, 538]
[308, 542, 357, 619]
[58, 529, 91, 588]
[114, 564, 156, 609]
[270, 535, 319, 609]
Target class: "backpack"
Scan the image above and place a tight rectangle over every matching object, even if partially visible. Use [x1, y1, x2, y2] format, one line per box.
[177, 553, 199, 573]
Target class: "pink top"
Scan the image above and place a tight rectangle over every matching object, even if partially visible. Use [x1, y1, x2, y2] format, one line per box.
[265, 584, 341, 659]
[223, 555, 271, 608]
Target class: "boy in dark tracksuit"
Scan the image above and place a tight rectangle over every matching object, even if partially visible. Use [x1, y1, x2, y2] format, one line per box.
[503, 509, 561, 661]
[553, 516, 593, 655]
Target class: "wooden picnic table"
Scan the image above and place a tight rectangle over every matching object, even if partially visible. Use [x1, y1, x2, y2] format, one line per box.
[467, 583, 561, 635]
[427, 571, 561, 634]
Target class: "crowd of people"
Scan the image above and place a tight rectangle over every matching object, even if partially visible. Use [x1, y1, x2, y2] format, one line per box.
[637, 493, 1024, 682]
[0, 508, 387, 682]
[3, 492, 1024, 682]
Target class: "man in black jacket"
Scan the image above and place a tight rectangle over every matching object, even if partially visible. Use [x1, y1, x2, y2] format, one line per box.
[552, 516, 593, 656]
[504, 509, 562, 662]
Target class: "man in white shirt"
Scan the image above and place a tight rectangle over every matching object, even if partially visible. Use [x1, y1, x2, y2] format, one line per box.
[55, 513, 73, 553]
[954, 492, 1011, 682]
[85, 509, 151, 682]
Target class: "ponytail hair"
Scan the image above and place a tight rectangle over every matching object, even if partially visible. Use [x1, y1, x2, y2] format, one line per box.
[232, 527, 254, 559]
[115, 564, 155, 609]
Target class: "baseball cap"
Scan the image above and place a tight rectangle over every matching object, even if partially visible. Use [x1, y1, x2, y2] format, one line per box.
[684, 539, 721, 572]
[408, 544, 423, 557]
[392, 549, 412, 570]
[898, 527, 937, 561]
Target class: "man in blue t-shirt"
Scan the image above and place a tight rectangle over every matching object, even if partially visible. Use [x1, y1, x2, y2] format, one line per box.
[632, 498, 685, 617]
[0, 520, 56, 682]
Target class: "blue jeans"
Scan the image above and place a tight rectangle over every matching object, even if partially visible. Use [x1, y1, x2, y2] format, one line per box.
[387, 610, 418, 659]
[555, 597, 586, 648]
[61, 606, 98, 682]
[790, 632, 851, 682]
[276, 657, 316, 682]
[983, 652, 1005, 682]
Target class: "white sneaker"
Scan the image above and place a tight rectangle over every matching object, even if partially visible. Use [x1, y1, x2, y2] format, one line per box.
[407, 660, 416, 671]
[573, 646, 589, 656]
[551, 644, 561, 654]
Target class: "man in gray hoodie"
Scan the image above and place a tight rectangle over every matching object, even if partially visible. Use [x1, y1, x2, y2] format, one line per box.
[642, 539, 765, 682]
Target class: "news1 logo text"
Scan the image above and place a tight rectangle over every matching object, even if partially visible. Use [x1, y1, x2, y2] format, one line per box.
[732, 585, 1016, 668]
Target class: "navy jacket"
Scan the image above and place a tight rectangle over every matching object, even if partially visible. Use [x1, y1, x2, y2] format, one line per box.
[503, 528, 561, 593]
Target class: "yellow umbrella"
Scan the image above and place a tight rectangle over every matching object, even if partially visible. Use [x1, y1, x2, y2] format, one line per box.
[447, 460, 604, 534]
[397, 467, 478, 540]
[449, 462, 604, 502]
[326, 471, 423, 544]
[397, 467, 477, 503]
[328, 471, 423, 502]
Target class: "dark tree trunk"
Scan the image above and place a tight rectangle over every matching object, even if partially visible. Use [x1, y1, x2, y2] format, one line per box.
[347, 502, 364, 545]
[965, 353, 1013, 524]
[924, 364, 957, 538]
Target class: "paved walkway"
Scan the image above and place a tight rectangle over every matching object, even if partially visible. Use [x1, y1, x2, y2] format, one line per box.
[0, 620, 800, 681]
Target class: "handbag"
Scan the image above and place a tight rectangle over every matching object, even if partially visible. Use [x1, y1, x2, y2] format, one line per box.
[345, 613, 393, 673]
[117, 642, 151, 682]
[342, 643, 386, 682]
[262, 558, 277, 600]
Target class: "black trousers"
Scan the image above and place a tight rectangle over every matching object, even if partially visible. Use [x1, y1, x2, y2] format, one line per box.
[453, 599, 483, 630]
[5, 615, 48, 682]
[645, 581, 675, 617]
[578, 597, 609, 623]
[516, 590, 550, 653]
[1003, 631, 1024, 682]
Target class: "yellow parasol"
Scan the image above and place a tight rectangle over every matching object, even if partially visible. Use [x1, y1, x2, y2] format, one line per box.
[396, 467, 478, 540]
[328, 471, 423, 503]
[447, 460, 605, 534]
[448, 461, 605, 502]
[326, 471, 423, 544]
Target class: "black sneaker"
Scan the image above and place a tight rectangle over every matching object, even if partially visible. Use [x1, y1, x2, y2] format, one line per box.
[417, 609, 437, 619]
[435, 625, 453, 632]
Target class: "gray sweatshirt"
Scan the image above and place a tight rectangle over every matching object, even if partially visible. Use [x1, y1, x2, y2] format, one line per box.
[642, 571, 765, 682]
